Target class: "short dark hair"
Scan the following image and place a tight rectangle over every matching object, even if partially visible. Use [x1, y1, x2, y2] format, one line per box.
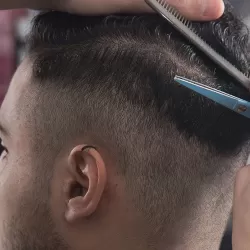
[27, 2, 250, 237]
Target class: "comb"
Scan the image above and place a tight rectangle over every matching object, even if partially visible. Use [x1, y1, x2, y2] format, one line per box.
[145, 0, 250, 90]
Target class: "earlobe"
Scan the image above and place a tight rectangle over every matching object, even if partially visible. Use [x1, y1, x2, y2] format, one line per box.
[65, 145, 107, 223]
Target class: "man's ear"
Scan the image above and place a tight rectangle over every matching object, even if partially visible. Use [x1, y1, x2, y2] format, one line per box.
[65, 145, 107, 223]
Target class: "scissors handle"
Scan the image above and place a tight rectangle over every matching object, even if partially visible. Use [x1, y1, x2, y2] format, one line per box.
[234, 99, 250, 118]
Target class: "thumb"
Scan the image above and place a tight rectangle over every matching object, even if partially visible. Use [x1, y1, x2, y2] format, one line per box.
[166, 0, 225, 21]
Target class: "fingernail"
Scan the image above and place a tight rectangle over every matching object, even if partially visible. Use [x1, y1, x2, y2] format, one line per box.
[202, 0, 225, 19]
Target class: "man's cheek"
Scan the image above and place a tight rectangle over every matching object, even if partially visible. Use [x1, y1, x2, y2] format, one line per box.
[0, 158, 30, 210]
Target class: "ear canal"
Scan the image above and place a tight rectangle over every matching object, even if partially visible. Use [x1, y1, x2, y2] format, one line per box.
[69, 182, 84, 198]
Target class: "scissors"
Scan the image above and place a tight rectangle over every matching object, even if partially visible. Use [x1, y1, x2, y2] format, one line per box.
[174, 76, 250, 119]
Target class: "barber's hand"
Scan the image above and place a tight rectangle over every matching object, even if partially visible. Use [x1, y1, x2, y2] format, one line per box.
[232, 166, 250, 250]
[60, 0, 224, 20]
[1, 0, 224, 20]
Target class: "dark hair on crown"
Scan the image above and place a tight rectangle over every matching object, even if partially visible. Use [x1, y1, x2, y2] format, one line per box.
[27, 3, 250, 155]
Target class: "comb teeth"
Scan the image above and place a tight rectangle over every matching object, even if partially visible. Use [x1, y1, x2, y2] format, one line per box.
[157, 0, 193, 29]
[145, 0, 250, 89]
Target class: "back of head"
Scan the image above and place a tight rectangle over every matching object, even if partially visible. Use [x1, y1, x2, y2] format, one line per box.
[26, 2, 250, 246]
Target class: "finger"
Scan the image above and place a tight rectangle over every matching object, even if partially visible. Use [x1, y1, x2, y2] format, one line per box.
[60, 0, 224, 19]
[234, 166, 250, 197]
[232, 166, 250, 250]
[166, 0, 225, 21]
[60, 0, 152, 14]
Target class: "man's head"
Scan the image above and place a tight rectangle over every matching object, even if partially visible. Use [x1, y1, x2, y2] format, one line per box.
[0, 3, 250, 250]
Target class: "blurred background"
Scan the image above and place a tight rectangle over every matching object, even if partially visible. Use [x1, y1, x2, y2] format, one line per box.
[0, 9, 35, 102]
[0, 1, 250, 250]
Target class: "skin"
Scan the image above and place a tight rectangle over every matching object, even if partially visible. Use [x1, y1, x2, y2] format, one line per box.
[0, 59, 150, 250]
[7, 1, 250, 250]
[0, 42, 244, 250]
[233, 166, 250, 250]
[1, 0, 250, 249]
[0, 44, 239, 250]
[2, 1, 250, 249]
[0, 0, 225, 21]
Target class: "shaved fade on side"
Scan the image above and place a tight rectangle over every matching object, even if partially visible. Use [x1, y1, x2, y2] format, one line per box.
[26, 2, 250, 240]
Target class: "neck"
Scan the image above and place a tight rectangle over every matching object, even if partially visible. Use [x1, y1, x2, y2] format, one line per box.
[173, 205, 231, 250]
[161, 169, 235, 250]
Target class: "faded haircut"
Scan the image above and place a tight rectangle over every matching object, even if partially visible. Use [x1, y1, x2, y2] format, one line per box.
[26, 2, 250, 237]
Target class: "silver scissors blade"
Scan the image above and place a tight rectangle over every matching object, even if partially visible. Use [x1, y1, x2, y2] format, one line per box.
[174, 75, 250, 118]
